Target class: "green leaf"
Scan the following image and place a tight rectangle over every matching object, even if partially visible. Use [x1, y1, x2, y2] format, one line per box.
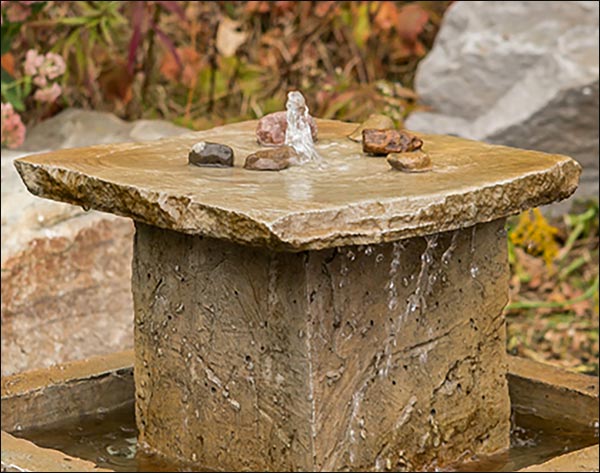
[56, 16, 93, 26]
[352, 3, 370, 49]
[1, 66, 13, 84]
[1, 85, 25, 111]
[1, 21, 23, 55]
[30, 2, 47, 15]
[22, 76, 31, 98]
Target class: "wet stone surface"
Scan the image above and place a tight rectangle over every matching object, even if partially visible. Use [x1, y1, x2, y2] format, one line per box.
[387, 151, 432, 173]
[362, 129, 424, 156]
[188, 141, 233, 168]
[256, 111, 318, 146]
[133, 220, 511, 471]
[15, 119, 580, 251]
[244, 146, 297, 171]
[348, 114, 395, 142]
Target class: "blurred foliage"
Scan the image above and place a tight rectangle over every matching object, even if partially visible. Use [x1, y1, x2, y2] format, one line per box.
[1, 0, 452, 128]
[506, 200, 599, 375]
[510, 208, 560, 269]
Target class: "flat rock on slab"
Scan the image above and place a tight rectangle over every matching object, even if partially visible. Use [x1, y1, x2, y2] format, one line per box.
[362, 129, 423, 156]
[387, 151, 432, 172]
[348, 113, 395, 142]
[244, 146, 297, 171]
[14, 119, 581, 252]
[188, 141, 233, 167]
[256, 111, 318, 146]
[406, 1, 599, 207]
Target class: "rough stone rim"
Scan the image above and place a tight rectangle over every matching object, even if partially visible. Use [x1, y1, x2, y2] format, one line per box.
[14, 153, 580, 252]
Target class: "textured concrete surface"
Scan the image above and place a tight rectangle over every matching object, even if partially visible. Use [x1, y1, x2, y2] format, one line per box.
[133, 219, 511, 471]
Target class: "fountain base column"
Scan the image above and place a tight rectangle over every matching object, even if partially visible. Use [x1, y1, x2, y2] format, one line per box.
[132, 219, 511, 471]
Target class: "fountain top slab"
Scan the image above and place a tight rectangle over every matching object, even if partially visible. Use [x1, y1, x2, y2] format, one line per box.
[14, 119, 580, 251]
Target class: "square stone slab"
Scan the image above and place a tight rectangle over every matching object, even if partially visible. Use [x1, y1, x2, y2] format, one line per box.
[14, 120, 580, 251]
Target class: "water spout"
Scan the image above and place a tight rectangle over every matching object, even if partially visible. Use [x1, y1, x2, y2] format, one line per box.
[285, 91, 321, 164]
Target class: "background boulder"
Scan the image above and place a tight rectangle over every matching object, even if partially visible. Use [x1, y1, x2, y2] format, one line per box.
[1, 109, 188, 375]
[406, 1, 599, 211]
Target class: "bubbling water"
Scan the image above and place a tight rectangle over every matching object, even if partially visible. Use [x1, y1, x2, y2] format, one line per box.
[285, 91, 321, 164]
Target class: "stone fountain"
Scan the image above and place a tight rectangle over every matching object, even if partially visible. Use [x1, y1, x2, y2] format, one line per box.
[13, 92, 581, 471]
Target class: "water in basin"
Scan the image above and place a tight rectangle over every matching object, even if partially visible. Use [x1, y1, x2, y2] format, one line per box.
[13, 403, 597, 472]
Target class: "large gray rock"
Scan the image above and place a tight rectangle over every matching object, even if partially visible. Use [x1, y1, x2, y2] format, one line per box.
[1, 109, 189, 376]
[406, 1, 599, 211]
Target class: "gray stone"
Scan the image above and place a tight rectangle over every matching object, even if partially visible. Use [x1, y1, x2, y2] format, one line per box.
[1, 109, 189, 376]
[188, 141, 234, 168]
[406, 1, 599, 209]
[20, 108, 188, 151]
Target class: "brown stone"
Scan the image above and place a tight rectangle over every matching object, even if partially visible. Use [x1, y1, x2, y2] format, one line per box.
[1, 351, 598, 472]
[256, 111, 318, 146]
[1, 111, 189, 376]
[518, 445, 599, 472]
[1, 432, 112, 473]
[1, 351, 134, 432]
[243, 146, 297, 171]
[348, 114, 395, 142]
[1, 217, 134, 376]
[13, 120, 581, 252]
[362, 128, 423, 156]
[132, 220, 511, 471]
[387, 151, 432, 172]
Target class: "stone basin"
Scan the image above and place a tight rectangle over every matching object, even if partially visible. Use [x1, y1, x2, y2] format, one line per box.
[13, 119, 582, 471]
[1, 351, 598, 472]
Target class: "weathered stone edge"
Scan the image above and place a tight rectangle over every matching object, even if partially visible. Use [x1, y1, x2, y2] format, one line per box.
[1, 431, 113, 472]
[1, 350, 134, 400]
[14, 157, 581, 251]
[517, 444, 599, 472]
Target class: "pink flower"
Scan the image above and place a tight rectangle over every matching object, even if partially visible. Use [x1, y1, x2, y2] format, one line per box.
[33, 82, 62, 103]
[33, 73, 47, 87]
[24, 49, 44, 76]
[1, 102, 26, 149]
[24, 50, 66, 89]
[4, 1, 29, 22]
[40, 52, 66, 80]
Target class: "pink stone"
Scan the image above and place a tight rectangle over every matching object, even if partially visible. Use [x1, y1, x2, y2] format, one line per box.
[256, 111, 318, 146]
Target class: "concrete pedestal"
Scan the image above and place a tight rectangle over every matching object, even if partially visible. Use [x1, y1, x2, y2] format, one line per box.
[133, 219, 510, 471]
